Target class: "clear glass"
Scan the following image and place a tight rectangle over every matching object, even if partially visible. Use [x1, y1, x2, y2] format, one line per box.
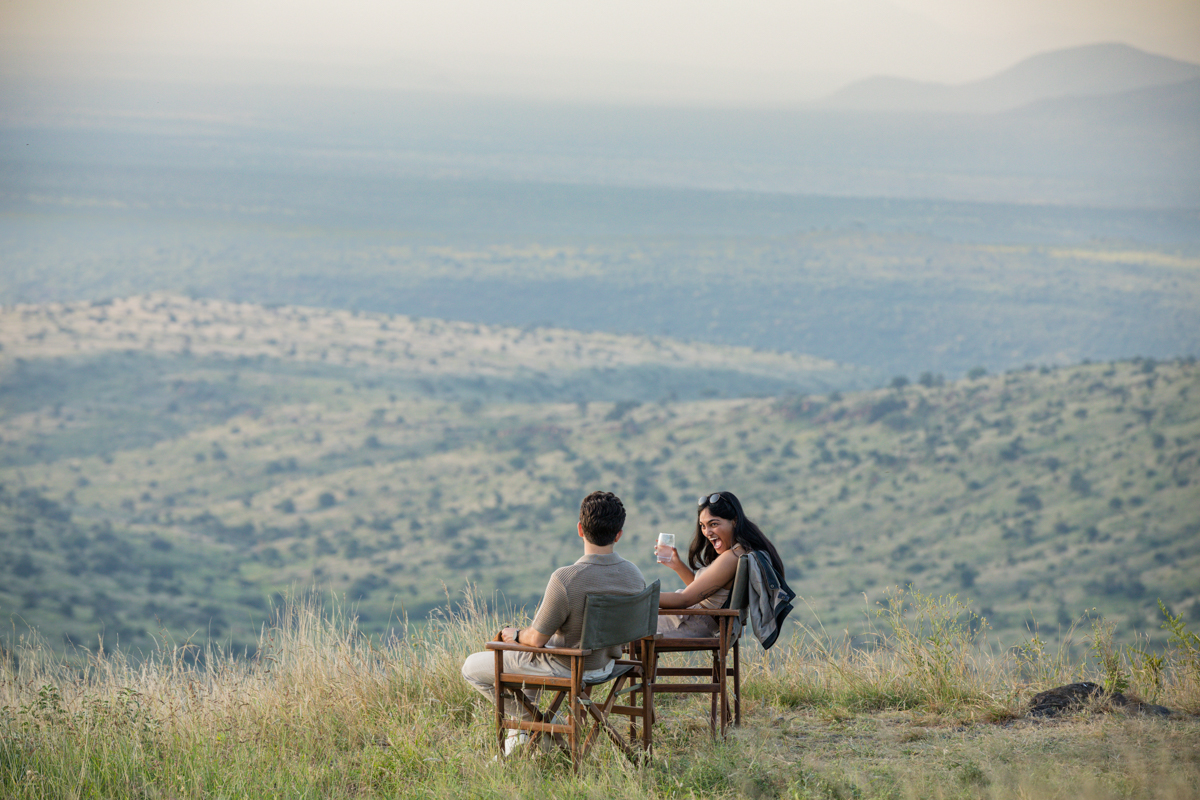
[656, 532, 675, 563]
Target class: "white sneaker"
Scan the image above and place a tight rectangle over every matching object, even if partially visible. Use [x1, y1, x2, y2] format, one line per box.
[503, 730, 530, 757]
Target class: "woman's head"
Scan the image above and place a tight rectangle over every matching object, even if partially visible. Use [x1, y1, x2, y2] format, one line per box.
[688, 491, 785, 578]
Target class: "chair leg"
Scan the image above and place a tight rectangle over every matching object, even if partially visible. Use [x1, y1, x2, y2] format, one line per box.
[733, 640, 741, 727]
[570, 660, 582, 771]
[644, 638, 655, 754]
[717, 621, 730, 736]
[646, 641, 658, 727]
[709, 651, 719, 737]
[493, 649, 505, 753]
[582, 679, 641, 762]
[627, 641, 641, 747]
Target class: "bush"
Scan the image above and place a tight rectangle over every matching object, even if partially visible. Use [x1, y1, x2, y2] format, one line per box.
[999, 437, 1025, 461]
[11, 553, 41, 578]
[1016, 486, 1042, 511]
[867, 396, 907, 423]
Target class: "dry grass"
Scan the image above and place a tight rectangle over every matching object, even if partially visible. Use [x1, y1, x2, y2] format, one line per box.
[2, 590, 1198, 798]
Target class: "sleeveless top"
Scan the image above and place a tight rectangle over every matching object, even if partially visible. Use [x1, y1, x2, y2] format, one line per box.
[657, 544, 747, 638]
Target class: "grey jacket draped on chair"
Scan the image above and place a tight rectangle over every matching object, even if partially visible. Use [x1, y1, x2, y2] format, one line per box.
[745, 551, 795, 649]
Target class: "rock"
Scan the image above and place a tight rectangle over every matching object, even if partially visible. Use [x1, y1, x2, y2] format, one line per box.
[1028, 682, 1173, 717]
[1029, 682, 1104, 716]
[1125, 701, 1173, 717]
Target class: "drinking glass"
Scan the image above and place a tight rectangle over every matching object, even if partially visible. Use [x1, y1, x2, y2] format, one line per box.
[656, 532, 675, 563]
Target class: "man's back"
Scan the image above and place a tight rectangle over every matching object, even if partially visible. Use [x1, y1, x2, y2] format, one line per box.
[533, 552, 645, 669]
[462, 490, 642, 728]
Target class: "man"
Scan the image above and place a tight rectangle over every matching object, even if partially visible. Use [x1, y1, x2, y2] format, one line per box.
[461, 490, 645, 753]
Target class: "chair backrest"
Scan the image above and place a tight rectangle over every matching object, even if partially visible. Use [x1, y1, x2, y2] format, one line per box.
[580, 580, 661, 651]
[729, 556, 751, 625]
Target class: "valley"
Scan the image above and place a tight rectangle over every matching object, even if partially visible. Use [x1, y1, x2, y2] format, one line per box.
[2, 295, 1196, 658]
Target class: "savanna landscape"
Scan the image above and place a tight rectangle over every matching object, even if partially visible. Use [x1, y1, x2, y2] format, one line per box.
[3, 25, 1200, 799]
[1, 291, 1198, 798]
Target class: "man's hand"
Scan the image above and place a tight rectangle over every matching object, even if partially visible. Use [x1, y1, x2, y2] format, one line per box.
[500, 627, 519, 643]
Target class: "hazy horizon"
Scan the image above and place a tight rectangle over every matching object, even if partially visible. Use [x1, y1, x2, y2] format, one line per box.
[3, 0, 1199, 106]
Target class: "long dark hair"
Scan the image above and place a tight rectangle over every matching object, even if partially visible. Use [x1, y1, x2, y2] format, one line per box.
[688, 491, 785, 579]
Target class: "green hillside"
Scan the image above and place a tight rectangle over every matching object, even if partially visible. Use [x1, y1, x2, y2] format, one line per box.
[1, 295, 1196, 657]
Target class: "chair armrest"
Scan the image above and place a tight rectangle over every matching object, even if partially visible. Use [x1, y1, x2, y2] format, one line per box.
[485, 641, 592, 657]
[657, 608, 741, 617]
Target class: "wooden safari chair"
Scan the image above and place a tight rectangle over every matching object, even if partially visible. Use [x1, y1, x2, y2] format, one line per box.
[649, 555, 750, 736]
[485, 581, 660, 769]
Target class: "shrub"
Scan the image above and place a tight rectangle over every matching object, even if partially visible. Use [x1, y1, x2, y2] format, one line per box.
[999, 437, 1025, 461]
[867, 396, 907, 423]
[11, 553, 41, 578]
[1016, 486, 1042, 511]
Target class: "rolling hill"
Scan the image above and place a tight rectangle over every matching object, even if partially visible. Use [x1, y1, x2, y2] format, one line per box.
[2, 296, 1196, 659]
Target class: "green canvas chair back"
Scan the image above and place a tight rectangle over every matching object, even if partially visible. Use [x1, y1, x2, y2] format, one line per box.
[729, 556, 751, 626]
[580, 580, 661, 652]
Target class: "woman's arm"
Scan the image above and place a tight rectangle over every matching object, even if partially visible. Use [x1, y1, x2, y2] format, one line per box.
[654, 544, 696, 586]
[658, 551, 739, 609]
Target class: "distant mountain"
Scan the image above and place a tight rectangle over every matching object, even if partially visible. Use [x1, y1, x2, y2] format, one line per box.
[1007, 76, 1200, 129]
[821, 43, 1200, 114]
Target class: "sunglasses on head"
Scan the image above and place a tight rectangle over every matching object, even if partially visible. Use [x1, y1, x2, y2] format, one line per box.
[698, 492, 724, 506]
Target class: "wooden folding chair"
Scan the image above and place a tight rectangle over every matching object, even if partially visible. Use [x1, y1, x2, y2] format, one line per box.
[485, 581, 660, 769]
[649, 555, 750, 736]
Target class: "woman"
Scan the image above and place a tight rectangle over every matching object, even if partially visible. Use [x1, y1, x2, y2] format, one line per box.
[654, 491, 785, 638]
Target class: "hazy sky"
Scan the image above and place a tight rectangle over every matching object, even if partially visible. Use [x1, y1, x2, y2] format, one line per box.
[3, 0, 1198, 104]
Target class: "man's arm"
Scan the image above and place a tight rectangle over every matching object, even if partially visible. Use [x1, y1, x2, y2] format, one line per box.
[499, 626, 550, 647]
[501, 570, 568, 647]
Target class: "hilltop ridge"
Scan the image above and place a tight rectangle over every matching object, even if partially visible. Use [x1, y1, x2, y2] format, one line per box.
[821, 42, 1200, 113]
[0, 294, 854, 391]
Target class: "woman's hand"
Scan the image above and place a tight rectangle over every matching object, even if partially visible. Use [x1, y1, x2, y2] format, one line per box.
[653, 543, 681, 569]
[654, 544, 695, 585]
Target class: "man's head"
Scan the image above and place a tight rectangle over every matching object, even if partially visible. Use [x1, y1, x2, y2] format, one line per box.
[578, 491, 625, 546]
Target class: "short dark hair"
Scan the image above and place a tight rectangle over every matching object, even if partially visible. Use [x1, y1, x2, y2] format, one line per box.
[579, 491, 625, 546]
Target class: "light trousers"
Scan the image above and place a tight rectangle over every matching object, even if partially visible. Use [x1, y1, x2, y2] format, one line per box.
[461, 650, 573, 721]
[461, 650, 615, 721]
